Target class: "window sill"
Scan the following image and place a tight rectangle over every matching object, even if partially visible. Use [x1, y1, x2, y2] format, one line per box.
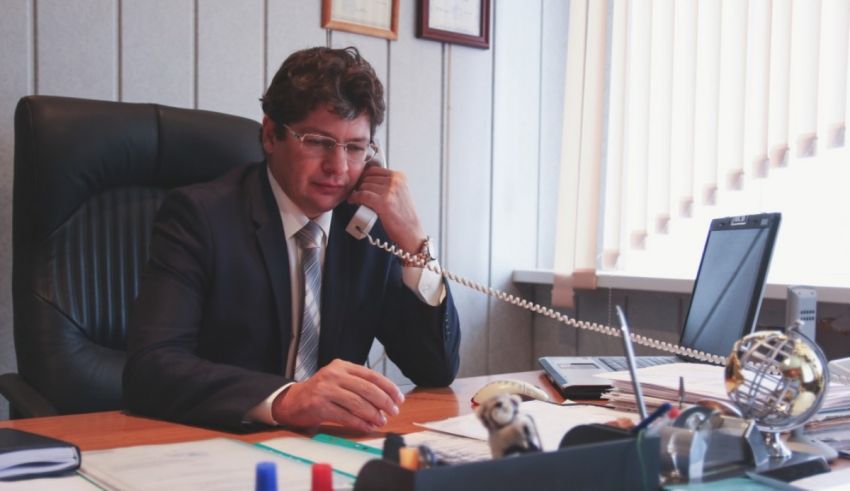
[512, 269, 849, 304]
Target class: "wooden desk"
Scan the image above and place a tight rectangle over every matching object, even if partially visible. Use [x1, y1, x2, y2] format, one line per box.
[0, 370, 845, 472]
[0, 371, 559, 451]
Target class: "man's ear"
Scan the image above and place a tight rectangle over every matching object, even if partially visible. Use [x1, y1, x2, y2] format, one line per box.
[261, 116, 277, 154]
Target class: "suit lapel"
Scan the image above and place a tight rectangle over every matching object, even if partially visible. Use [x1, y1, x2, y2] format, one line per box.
[319, 207, 354, 365]
[249, 165, 293, 365]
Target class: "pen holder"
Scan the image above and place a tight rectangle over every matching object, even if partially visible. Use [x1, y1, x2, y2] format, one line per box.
[354, 430, 659, 491]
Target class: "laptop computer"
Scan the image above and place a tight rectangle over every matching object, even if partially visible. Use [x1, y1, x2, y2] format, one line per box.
[539, 212, 781, 399]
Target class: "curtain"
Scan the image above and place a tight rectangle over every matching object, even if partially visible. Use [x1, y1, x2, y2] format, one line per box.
[553, 0, 850, 308]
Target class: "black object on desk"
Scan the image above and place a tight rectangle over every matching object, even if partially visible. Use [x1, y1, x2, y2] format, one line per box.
[0, 428, 80, 480]
[355, 426, 659, 491]
[382, 433, 405, 464]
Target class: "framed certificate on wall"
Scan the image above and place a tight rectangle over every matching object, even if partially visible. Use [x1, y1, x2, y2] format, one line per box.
[417, 0, 490, 49]
[322, 0, 400, 40]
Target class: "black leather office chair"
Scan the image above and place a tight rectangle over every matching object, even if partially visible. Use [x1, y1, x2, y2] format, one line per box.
[0, 95, 263, 418]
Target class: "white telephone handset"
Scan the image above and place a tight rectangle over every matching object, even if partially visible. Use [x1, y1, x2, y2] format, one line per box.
[345, 146, 385, 239]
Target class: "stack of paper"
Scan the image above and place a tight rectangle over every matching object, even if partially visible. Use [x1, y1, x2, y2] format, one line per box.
[599, 363, 729, 412]
[597, 363, 850, 432]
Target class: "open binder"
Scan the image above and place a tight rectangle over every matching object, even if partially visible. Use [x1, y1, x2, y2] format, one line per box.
[353, 425, 659, 491]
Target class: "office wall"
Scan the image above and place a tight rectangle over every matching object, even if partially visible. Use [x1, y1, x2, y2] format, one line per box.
[0, 0, 570, 418]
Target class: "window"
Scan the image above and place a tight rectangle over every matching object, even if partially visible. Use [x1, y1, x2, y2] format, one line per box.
[554, 0, 850, 306]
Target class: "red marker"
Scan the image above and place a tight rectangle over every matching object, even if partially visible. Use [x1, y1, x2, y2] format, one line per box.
[312, 463, 333, 491]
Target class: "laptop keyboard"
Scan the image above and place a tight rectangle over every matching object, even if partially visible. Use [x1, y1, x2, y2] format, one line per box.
[597, 356, 678, 372]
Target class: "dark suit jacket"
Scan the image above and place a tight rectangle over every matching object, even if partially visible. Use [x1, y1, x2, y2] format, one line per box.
[123, 162, 461, 430]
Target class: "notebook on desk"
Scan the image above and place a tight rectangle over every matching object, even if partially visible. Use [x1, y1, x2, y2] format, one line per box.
[540, 213, 781, 399]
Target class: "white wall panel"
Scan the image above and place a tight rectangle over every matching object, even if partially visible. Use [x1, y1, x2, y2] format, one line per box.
[383, 1, 443, 383]
[121, 0, 194, 107]
[197, 0, 264, 120]
[0, 0, 34, 420]
[489, 0, 543, 373]
[387, 1, 443, 250]
[37, 0, 117, 99]
[538, 0, 570, 270]
[445, 44, 494, 376]
[266, 0, 326, 86]
[534, 0, 573, 357]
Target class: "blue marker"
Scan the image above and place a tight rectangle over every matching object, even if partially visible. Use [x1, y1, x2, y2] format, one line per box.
[632, 402, 673, 435]
[255, 461, 278, 491]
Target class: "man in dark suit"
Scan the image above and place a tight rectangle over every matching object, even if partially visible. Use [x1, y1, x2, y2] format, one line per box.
[123, 47, 461, 431]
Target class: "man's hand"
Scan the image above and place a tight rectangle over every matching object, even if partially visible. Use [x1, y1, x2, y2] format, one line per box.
[348, 165, 426, 254]
[271, 359, 405, 433]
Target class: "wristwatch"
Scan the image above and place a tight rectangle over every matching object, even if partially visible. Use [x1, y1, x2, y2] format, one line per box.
[401, 236, 436, 267]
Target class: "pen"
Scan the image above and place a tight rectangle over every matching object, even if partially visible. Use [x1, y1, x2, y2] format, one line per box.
[678, 376, 685, 409]
[632, 402, 673, 434]
[615, 305, 648, 420]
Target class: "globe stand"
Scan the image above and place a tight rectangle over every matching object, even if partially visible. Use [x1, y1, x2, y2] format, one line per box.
[762, 431, 792, 459]
[787, 428, 839, 461]
[747, 429, 830, 481]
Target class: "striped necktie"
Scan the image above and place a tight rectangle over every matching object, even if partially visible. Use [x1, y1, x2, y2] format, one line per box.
[294, 221, 322, 381]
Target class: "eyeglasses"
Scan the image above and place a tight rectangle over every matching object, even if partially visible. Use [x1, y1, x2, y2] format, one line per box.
[283, 124, 378, 164]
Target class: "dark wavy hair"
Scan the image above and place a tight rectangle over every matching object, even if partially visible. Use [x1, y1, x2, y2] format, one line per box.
[261, 46, 385, 140]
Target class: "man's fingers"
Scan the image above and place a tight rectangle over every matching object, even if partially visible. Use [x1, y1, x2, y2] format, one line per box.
[329, 364, 402, 422]
[347, 189, 381, 209]
[353, 181, 391, 195]
[335, 376, 398, 421]
[361, 164, 392, 177]
[326, 385, 388, 427]
[343, 363, 405, 405]
[323, 402, 377, 433]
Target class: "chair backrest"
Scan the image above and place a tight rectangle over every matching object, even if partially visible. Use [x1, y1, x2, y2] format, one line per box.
[12, 95, 263, 414]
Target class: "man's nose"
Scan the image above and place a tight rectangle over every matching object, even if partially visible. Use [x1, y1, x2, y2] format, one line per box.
[322, 146, 349, 174]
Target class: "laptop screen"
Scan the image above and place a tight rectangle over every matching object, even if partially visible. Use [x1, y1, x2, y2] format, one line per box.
[679, 213, 781, 358]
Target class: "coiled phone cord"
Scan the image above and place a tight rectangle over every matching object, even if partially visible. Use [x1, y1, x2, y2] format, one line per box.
[364, 232, 728, 366]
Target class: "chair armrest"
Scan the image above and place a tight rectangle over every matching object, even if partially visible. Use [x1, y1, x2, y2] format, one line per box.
[0, 373, 58, 418]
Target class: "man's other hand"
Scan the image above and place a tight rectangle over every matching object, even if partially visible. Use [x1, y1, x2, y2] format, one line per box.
[271, 359, 405, 433]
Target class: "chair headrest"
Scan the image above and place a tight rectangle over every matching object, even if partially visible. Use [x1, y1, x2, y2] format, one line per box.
[14, 95, 264, 240]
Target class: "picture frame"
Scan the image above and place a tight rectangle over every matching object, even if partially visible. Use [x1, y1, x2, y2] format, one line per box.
[417, 0, 490, 49]
[321, 0, 399, 41]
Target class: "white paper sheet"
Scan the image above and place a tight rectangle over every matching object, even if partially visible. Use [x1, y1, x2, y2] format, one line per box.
[417, 401, 639, 451]
[258, 437, 378, 478]
[791, 466, 850, 490]
[81, 438, 353, 491]
[362, 430, 493, 464]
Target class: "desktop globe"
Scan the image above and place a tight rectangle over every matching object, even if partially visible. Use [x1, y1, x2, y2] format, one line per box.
[724, 327, 828, 458]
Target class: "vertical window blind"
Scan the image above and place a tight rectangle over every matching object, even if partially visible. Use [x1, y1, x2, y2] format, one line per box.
[554, 0, 850, 307]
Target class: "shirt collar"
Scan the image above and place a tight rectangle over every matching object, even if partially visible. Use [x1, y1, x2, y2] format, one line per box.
[266, 166, 332, 243]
